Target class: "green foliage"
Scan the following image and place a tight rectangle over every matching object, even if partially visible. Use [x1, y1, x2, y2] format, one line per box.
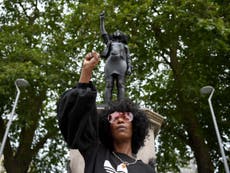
[0, 0, 229, 172]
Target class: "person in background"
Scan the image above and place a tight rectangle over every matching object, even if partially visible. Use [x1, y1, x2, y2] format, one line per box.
[57, 51, 154, 173]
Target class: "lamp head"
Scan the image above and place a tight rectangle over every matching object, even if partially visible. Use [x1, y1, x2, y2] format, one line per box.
[15, 79, 30, 87]
[200, 86, 214, 95]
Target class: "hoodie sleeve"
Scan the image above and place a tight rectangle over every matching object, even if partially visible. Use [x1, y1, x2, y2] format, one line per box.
[57, 82, 98, 151]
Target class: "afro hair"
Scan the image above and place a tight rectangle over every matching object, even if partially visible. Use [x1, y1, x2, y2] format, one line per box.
[99, 99, 150, 154]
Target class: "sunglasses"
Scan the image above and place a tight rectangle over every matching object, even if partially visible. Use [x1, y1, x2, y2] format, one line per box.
[108, 112, 133, 124]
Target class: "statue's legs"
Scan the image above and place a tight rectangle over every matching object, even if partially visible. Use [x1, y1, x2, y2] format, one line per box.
[105, 76, 114, 104]
[116, 75, 125, 101]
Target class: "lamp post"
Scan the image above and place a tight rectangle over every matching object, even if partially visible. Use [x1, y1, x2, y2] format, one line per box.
[200, 86, 229, 173]
[0, 79, 29, 159]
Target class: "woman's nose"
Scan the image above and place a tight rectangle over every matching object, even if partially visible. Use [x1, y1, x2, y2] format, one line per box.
[117, 114, 125, 123]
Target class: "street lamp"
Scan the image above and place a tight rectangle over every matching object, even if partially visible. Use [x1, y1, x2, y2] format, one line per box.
[0, 78, 29, 159]
[200, 86, 229, 173]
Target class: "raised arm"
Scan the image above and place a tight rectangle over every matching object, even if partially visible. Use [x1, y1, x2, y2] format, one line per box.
[100, 11, 109, 44]
[57, 52, 100, 151]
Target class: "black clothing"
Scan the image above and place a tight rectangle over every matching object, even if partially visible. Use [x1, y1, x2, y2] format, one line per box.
[104, 41, 128, 76]
[57, 82, 154, 173]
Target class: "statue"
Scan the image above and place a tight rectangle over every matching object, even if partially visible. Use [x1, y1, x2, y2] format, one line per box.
[100, 11, 132, 104]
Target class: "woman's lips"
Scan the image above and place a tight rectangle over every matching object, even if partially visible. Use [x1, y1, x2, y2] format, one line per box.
[116, 125, 127, 131]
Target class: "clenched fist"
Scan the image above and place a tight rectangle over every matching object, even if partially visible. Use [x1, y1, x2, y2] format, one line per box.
[79, 51, 100, 83]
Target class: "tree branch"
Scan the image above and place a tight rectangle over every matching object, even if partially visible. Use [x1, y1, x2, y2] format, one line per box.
[31, 132, 54, 156]
[18, 1, 29, 19]
[160, 50, 171, 66]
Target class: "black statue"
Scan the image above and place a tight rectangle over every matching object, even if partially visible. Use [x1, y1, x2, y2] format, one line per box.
[100, 11, 132, 104]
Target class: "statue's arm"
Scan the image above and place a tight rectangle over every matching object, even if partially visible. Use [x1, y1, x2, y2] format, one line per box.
[100, 11, 109, 44]
[125, 45, 132, 75]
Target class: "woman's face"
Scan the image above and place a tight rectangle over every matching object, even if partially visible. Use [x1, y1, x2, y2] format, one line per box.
[109, 112, 133, 143]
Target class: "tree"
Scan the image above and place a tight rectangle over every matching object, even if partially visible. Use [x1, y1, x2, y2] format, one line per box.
[0, 0, 229, 172]
[0, 0, 78, 172]
[126, 0, 229, 172]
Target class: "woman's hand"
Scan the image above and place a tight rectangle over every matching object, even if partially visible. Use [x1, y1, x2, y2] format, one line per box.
[79, 51, 100, 83]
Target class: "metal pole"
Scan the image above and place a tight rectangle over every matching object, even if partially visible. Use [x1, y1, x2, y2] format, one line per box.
[208, 88, 229, 173]
[0, 82, 21, 159]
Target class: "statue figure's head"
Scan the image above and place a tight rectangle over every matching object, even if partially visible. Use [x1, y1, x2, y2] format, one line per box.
[113, 30, 122, 37]
[110, 29, 129, 44]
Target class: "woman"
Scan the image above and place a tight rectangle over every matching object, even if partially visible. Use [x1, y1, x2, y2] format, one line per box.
[57, 52, 154, 173]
